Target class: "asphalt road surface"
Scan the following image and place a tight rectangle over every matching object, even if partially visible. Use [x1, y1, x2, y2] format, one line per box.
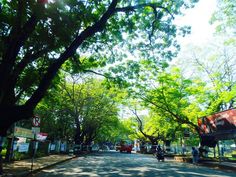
[34, 151, 235, 177]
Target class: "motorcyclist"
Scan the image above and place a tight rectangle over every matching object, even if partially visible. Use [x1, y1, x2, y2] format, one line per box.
[156, 145, 164, 161]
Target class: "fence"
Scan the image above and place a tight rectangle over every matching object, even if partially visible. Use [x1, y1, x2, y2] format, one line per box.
[2, 138, 72, 161]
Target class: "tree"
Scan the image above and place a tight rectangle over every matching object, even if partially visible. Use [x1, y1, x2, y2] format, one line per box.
[129, 107, 181, 146]
[131, 109, 161, 145]
[34, 73, 121, 145]
[135, 68, 207, 134]
[137, 56, 236, 135]
[95, 119, 130, 145]
[0, 0, 198, 136]
[36, 90, 75, 142]
[192, 47, 236, 112]
[175, 41, 236, 113]
[59, 75, 119, 145]
[211, 0, 236, 35]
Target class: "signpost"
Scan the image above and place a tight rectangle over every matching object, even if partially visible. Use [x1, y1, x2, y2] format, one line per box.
[31, 115, 41, 173]
[32, 116, 40, 127]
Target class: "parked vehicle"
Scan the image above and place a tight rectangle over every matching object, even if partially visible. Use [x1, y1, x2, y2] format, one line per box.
[120, 144, 132, 153]
[119, 140, 133, 153]
[115, 143, 121, 151]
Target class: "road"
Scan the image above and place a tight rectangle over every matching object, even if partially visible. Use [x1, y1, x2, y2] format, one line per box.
[34, 151, 235, 177]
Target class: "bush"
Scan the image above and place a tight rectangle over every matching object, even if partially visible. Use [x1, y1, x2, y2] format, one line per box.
[0, 149, 7, 157]
[13, 151, 31, 161]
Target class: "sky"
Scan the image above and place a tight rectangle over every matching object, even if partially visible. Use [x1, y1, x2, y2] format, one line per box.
[175, 0, 217, 46]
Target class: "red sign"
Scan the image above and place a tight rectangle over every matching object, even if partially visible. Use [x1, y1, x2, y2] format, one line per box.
[36, 133, 48, 141]
[33, 116, 41, 127]
[198, 108, 236, 135]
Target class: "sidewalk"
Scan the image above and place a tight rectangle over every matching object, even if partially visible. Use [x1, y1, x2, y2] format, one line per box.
[199, 160, 236, 172]
[173, 155, 236, 172]
[2, 154, 75, 177]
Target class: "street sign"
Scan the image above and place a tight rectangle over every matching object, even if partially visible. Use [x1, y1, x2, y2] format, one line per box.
[32, 116, 40, 127]
[32, 127, 40, 134]
[36, 133, 48, 141]
[18, 143, 30, 152]
[14, 127, 34, 139]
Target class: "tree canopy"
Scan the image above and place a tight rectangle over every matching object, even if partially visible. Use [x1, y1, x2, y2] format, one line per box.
[211, 0, 236, 34]
[0, 0, 198, 136]
[37, 75, 120, 144]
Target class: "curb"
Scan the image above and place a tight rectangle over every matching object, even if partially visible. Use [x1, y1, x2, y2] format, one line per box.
[25, 156, 77, 177]
[172, 157, 236, 173]
[5, 156, 77, 177]
[198, 162, 236, 173]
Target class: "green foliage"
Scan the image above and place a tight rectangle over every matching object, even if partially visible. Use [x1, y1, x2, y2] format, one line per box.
[129, 68, 207, 134]
[127, 38, 236, 137]
[120, 118, 138, 141]
[36, 74, 121, 144]
[0, 148, 6, 157]
[0, 0, 198, 137]
[13, 151, 31, 161]
[35, 73, 75, 141]
[188, 43, 236, 113]
[211, 0, 236, 34]
[184, 133, 200, 146]
[0, 0, 203, 149]
[95, 120, 130, 143]
[146, 113, 178, 141]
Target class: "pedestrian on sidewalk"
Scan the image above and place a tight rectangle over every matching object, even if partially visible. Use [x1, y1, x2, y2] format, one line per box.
[192, 147, 199, 164]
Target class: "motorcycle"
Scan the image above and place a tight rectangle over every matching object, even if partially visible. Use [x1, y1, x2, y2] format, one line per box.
[156, 150, 165, 162]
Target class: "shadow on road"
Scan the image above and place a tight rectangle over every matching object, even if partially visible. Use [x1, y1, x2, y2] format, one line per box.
[35, 151, 235, 177]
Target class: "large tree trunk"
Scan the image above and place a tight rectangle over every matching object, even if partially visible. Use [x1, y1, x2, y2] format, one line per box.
[74, 123, 83, 145]
[0, 105, 33, 136]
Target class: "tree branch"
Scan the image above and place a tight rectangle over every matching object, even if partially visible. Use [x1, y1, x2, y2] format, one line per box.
[24, 0, 119, 109]
[1, 13, 39, 72]
[14, 48, 51, 76]
[0, 10, 40, 102]
[83, 69, 113, 79]
[115, 3, 174, 19]
[16, 0, 24, 33]
[131, 109, 160, 144]
[141, 94, 198, 131]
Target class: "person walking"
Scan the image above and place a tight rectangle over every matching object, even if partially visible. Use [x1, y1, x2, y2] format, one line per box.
[192, 147, 199, 164]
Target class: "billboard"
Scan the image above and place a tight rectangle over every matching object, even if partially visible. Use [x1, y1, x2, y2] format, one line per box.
[14, 127, 34, 139]
[198, 108, 236, 140]
[18, 143, 30, 153]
